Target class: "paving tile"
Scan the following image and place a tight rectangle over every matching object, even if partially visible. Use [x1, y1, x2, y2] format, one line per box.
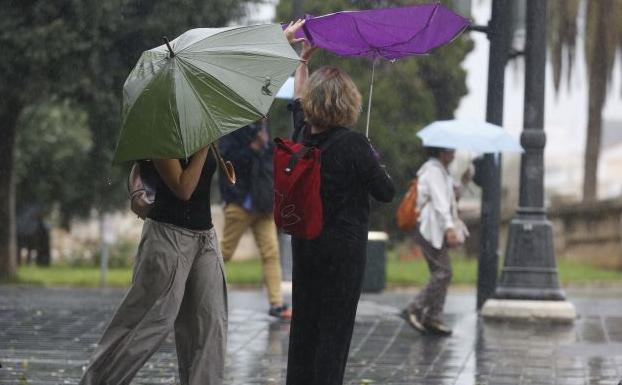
[1, 287, 622, 384]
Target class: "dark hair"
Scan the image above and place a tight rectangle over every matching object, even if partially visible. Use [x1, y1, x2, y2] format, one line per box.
[424, 147, 452, 159]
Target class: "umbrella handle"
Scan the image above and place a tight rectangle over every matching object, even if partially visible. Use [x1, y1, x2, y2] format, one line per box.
[210, 143, 236, 185]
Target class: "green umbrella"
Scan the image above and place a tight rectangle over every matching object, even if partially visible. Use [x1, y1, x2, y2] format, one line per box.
[114, 24, 300, 163]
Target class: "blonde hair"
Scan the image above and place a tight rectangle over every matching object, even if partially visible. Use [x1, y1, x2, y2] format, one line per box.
[301, 66, 362, 129]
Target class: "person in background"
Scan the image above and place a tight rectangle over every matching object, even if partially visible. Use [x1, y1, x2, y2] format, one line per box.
[218, 119, 291, 320]
[283, 23, 395, 385]
[402, 146, 470, 336]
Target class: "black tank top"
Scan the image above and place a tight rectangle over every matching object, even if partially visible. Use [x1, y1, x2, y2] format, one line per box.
[147, 154, 217, 230]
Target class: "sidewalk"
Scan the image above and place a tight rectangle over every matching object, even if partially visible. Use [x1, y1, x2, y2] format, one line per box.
[1, 286, 621, 385]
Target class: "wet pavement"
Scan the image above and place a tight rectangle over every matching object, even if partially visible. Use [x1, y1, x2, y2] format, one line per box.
[1, 286, 621, 385]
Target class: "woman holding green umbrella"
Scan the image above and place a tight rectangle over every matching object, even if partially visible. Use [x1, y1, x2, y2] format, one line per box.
[79, 21, 305, 385]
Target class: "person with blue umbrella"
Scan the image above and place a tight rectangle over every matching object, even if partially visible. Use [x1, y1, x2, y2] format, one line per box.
[401, 146, 470, 336]
[402, 119, 521, 335]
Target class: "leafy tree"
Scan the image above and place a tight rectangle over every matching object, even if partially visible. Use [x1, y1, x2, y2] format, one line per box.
[0, 0, 81, 279]
[549, 0, 622, 202]
[274, 0, 472, 236]
[1, 0, 255, 279]
[15, 99, 92, 228]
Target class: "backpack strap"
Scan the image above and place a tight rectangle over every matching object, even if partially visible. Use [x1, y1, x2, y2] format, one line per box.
[285, 146, 313, 174]
[282, 129, 350, 174]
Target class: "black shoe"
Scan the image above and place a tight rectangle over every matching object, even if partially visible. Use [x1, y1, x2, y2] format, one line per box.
[269, 304, 292, 321]
[400, 308, 426, 333]
[424, 319, 452, 336]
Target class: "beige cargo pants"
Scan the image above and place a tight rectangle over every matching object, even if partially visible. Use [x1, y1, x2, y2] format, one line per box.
[220, 203, 282, 305]
[80, 219, 228, 385]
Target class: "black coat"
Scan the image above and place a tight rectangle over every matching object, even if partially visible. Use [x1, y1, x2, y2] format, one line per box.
[289, 99, 395, 239]
[218, 123, 274, 213]
[286, 99, 395, 385]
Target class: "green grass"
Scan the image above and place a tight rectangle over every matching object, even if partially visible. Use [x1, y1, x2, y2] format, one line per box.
[16, 265, 133, 287]
[10, 254, 621, 288]
[387, 252, 622, 286]
[556, 260, 622, 284]
[14, 259, 264, 288]
[386, 254, 478, 286]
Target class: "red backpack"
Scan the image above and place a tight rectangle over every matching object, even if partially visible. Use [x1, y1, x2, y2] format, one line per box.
[272, 131, 347, 239]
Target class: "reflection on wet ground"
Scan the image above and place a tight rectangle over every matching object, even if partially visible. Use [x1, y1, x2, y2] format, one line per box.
[1, 286, 621, 384]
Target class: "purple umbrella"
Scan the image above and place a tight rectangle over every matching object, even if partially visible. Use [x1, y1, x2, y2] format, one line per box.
[290, 3, 470, 135]
[297, 3, 469, 60]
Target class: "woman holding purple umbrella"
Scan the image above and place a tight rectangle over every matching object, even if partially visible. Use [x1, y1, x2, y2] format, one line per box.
[283, 22, 395, 385]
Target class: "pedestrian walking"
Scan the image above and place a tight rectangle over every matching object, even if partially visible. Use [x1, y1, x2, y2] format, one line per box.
[79, 22, 307, 385]
[282, 33, 395, 385]
[218, 120, 291, 320]
[402, 147, 470, 336]
[80, 147, 227, 385]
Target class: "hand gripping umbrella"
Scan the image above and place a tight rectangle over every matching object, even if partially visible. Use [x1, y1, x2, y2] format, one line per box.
[291, 3, 470, 136]
[114, 24, 300, 165]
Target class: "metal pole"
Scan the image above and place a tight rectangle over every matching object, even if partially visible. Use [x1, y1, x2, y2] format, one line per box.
[494, 0, 565, 301]
[476, 0, 513, 310]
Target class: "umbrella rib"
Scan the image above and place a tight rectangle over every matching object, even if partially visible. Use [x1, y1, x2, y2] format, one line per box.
[348, 13, 379, 58]
[165, 60, 188, 159]
[185, 41, 295, 50]
[123, 55, 170, 120]
[182, 54, 295, 96]
[381, 4, 468, 52]
[176, 62, 224, 140]
[169, 90, 188, 160]
[176, 25, 292, 55]
[179, 41, 296, 56]
[180, 60, 264, 128]
[403, 3, 439, 44]
[182, 49, 299, 63]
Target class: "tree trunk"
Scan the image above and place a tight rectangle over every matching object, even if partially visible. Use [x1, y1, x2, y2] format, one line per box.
[583, 79, 605, 202]
[582, 0, 611, 202]
[0, 99, 21, 280]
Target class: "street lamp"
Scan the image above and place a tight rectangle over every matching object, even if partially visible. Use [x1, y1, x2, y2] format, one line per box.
[471, 0, 514, 310]
[482, 0, 576, 321]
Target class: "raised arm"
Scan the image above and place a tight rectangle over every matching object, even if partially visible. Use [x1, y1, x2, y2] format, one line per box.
[294, 42, 317, 99]
[153, 146, 209, 201]
[283, 19, 316, 99]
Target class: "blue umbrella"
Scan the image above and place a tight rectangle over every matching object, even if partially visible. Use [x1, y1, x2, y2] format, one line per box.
[417, 120, 524, 153]
[275, 76, 295, 100]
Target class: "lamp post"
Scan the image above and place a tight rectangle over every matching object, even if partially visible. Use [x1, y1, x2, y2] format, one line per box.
[482, 0, 576, 321]
[493, 0, 566, 301]
[474, 0, 513, 310]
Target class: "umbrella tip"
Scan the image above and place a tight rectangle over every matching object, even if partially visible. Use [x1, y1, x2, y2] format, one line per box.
[162, 36, 175, 58]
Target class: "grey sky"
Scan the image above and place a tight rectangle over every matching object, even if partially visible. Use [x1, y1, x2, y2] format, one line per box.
[455, 0, 622, 157]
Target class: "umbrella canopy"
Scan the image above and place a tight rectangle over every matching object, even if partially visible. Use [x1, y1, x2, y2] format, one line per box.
[276, 76, 295, 99]
[293, 4, 470, 60]
[417, 120, 524, 153]
[289, 4, 469, 136]
[114, 24, 300, 163]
